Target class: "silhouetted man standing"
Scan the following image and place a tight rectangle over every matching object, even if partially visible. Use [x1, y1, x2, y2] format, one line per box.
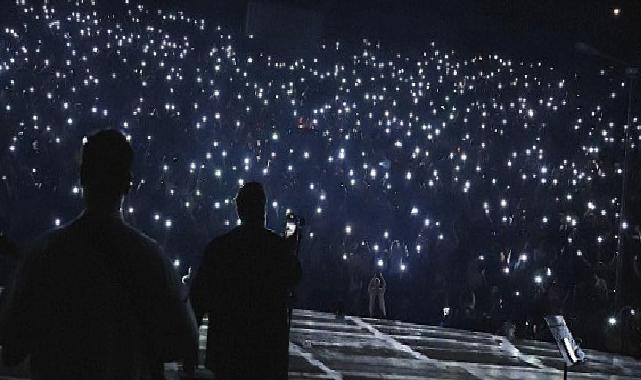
[190, 182, 301, 380]
[0, 130, 198, 379]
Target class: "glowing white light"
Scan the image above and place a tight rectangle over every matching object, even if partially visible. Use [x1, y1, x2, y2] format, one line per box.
[400, 263, 406, 271]
[173, 259, 180, 267]
[608, 317, 617, 326]
[165, 219, 172, 228]
[377, 259, 384, 267]
[410, 207, 419, 215]
[345, 225, 352, 235]
[534, 275, 543, 284]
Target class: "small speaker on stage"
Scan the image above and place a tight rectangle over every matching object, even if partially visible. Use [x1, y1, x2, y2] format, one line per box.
[544, 315, 586, 379]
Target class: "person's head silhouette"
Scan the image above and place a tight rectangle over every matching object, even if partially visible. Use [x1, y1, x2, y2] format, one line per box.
[235, 182, 266, 226]
[80, 129, 133, 213]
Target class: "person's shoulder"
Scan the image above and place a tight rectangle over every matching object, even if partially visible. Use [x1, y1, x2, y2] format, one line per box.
[119, 221, 163, 256]
[203, 228, 236, 253]
[262, 227, 284, 241]
[18, 220, 79, 266]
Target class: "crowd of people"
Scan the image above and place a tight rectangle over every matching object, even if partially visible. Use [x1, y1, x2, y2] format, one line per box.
[1, 0, 640, 354]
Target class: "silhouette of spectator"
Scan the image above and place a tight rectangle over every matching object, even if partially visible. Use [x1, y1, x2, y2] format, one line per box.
[0, 129, 198, 379]
[368, 272, 386, 318]
[190, 182, 301, 380]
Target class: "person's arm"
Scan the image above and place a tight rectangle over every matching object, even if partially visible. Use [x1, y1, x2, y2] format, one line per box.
[283, 232, 302, 289]
[189, 242, 217, 325]
[0, 242, 42, 367]
[138, 243, 198, 364]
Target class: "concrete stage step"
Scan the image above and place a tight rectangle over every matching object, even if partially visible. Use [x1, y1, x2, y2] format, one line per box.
[2, 309, 641, 379]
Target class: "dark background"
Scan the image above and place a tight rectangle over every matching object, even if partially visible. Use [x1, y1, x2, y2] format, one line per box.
[127, 0, 641, 67]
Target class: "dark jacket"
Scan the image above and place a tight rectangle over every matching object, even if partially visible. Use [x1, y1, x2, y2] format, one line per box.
[0, 212, 198, 380]
[190, 224, 301, 380]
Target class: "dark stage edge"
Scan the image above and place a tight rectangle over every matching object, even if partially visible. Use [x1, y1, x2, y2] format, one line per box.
[2, 309, 641, 379]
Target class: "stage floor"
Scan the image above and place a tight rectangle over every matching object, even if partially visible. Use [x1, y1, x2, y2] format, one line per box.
[279, 309, 641, 379]
[2, 309, 641, 379]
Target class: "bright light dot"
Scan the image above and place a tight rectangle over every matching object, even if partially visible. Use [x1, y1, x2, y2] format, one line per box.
[173, 259, 180, 267]
[342, 254, 348, 260]
[411, 207, 419, 215]
[500, 199, 507, 208]
[534, 275, 543, 284]
[67, 118, 73, 125]
[345, 225, 352, 235]
[608, 317, 617, 326]
[613, 8, 621, 16]
[54, 218, 61, 227]
[400, 263, 406, 271]
[377, 259, 384, 267]
[165, 219, 172, 228]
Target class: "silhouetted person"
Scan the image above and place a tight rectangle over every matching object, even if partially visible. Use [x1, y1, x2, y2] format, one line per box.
[0, 130, 198, 379]
[368, 272, 386, 318]
[190, 182, 301, 380]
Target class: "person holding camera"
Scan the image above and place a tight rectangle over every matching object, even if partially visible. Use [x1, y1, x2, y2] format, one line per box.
[368, 272, 387, 319]
[189, 182, 302, 380]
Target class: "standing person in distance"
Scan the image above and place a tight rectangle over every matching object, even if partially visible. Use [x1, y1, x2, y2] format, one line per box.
[0, 129, 198, 379]
[189, 182, 302, 380]
[368, 272, 387, 318]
